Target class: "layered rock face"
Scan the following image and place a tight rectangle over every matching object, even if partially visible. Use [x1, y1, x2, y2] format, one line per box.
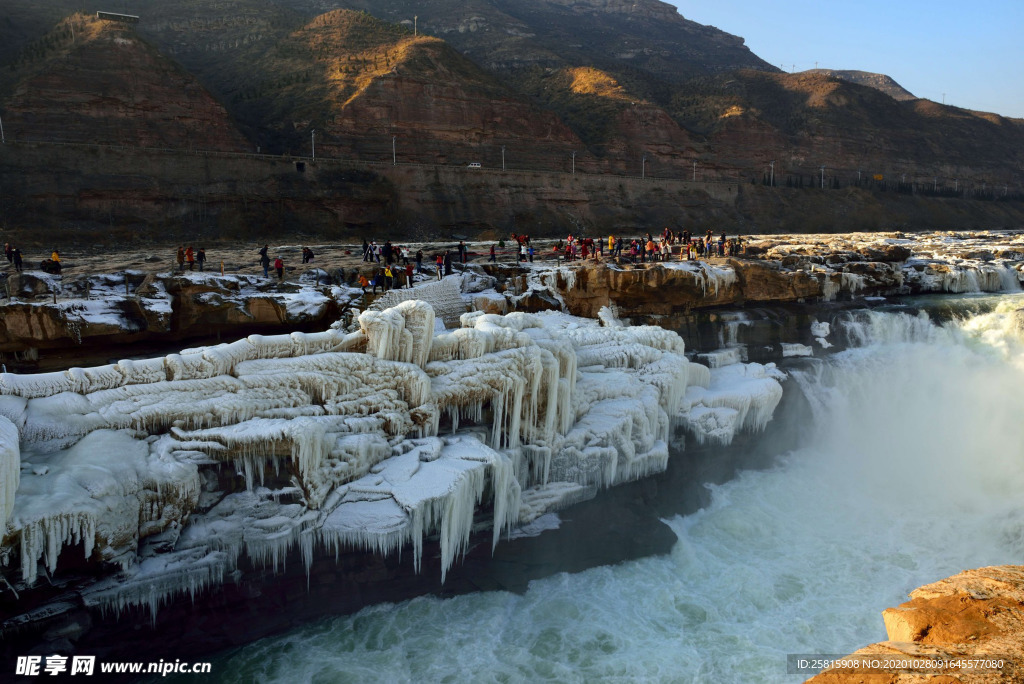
[2, 14, 248, 152]
[808, 566, 1024, 683]
[0, 271, 347, 368]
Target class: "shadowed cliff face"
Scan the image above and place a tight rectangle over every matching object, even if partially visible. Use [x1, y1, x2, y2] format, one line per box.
[1, 14, 249, 152]
[239, 10, 581, 165]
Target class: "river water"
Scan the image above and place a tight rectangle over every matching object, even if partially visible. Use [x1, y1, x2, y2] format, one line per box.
[210, 295, 1024, 683]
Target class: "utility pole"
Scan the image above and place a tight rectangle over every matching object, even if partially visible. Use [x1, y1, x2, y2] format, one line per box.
[501, 145, 505, 171]
[392, 136, 397, 165]
[572, 151, 576, 175]
[414, 16, 418, 37]
[820, 165, 825, 189]
[311, 129, 315, 159]
[942, 93, 946, 105]
[769, 160, 775, 187]
[642, 154, 647, 179]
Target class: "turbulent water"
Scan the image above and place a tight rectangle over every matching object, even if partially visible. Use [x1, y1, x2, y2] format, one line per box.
[210, 295, 1024, 684]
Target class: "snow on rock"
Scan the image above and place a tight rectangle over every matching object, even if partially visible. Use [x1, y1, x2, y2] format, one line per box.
[680, 363, 786, 446]
[0, 416, 19, 534]
[781, 343, 814, 357]
[367, 277, 468, 327]
[697, 347, 743, 368]
[0, 300, 787, 615]
[11, 430, 200, 585]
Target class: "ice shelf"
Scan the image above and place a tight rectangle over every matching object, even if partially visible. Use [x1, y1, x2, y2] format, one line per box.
[0, 301, 783, 616]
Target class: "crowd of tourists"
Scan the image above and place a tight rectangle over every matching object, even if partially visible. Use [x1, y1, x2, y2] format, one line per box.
[2, 226, 745, 299]
[557, 228, 743, 263]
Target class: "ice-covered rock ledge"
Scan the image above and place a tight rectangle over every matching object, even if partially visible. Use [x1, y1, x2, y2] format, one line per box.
[490, 230, 1024, 319]
[0, 270, 352, 361]
[0, 301, 785, 624]
[807, 566, 1024, 683]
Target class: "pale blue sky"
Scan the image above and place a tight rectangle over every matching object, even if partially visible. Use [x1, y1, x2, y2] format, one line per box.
[669, 1, 1024, 118]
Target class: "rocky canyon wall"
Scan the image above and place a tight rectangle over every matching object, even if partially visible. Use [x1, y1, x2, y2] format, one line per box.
[1, 142, 1023, 245]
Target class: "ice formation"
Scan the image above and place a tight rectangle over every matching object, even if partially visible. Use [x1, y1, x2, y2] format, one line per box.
[0, 301, 784, 616]
[679, 360, 785, 446]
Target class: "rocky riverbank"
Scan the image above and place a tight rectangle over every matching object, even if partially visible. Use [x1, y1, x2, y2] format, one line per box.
[3, 230, 1023, 372]
[808, 566, 1024, 683]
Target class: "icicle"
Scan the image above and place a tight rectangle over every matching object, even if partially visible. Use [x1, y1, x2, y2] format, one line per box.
[0, 417, 18, 534]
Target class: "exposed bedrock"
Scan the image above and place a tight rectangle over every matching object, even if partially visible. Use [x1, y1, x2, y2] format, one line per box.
[0, 272, 346, 368]
[808, 566, 1024, 683]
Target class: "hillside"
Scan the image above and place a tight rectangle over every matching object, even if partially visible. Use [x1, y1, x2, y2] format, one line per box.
[229, 10, 579, 161]
[0, 12, 249, 151]
[0, 1, 1021, 240]
[805, 69, 916, 101]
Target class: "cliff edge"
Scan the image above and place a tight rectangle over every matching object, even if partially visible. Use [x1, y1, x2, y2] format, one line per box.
[809, 565, 1024, 683]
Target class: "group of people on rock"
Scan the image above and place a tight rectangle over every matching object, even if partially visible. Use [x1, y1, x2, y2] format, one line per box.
[509, 234, 535, 262]
[2, 244, 61, 274]
[556, 228, 744, 264]
[3, 243, 24, 272]
[176, 245, 207, 272]
[362, 239, 423, 267]
[257, 245, 285, 280]
[358, 263, 417, 294]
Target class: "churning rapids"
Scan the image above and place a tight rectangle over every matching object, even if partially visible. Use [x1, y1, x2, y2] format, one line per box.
[204, 295, 1024, 683]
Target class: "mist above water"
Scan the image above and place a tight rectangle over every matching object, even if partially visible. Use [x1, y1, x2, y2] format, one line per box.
[209, 298, 1024, 684]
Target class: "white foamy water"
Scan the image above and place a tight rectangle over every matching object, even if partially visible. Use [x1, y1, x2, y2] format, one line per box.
[212, 297, 1024, 683]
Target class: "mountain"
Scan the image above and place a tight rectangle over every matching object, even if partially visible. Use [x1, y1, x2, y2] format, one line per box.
[0, 12, 249, 151]
[805, 69, 916, 101]
[0, 1, 1021, 240]
[669, 69, 1024, 182]
[225, 10, 580, 162]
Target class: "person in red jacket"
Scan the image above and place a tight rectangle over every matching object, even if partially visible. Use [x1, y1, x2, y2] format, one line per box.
[274, 257, 284, 281]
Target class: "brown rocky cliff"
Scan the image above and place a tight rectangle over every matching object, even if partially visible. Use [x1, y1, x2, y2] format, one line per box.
[2, 14, 249, 152]
[808, 566, 1024, 684]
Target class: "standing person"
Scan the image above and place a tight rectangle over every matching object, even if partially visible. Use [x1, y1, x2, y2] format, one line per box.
[443, 250, 453, 276]
[197, 248, 207, 272]
[435, 254, 443, 280]
[458, 241, 467, 264]
[274, 256, 284, 281]
[405, 262, 414, 288]
[416, 249, 423, 274]
[258, 244, 270, 278]
[362, 239, 371, 262]
[185, 246, 195, 271]
[384, 265, 394, 291]
[12, 247, 22, 272]
[301, 247, 309, 264]
[3, 243, 11, 264]
[489, 244, 496, 262]
[528, 245, 535, 263]
[176, 246, 185, 271]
